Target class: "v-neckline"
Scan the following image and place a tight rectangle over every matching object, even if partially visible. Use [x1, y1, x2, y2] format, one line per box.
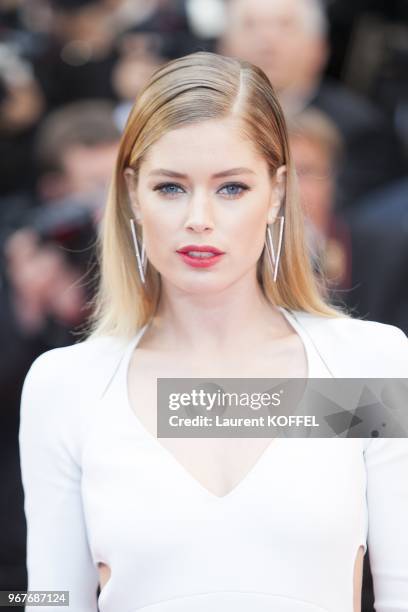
[118, 307, 312, 501]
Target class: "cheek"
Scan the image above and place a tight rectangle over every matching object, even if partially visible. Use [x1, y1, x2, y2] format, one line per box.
[138, 205, 179, 262]
[137, 194, 269, 266]
[229, 206, 268, 258]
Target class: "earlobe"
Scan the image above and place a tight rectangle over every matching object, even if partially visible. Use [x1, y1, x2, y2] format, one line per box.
[124, 167, 136, 195]
[276, 164, 287, 202]
[267, 164, 287, 224]
[124, 167, 142, 222]
[276, 164, 287, 181]
[266, 202, 281, 225]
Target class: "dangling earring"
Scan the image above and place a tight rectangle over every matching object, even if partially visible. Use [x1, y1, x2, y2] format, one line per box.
[265, 215, 285, 282]
[130, 218, 147, 285]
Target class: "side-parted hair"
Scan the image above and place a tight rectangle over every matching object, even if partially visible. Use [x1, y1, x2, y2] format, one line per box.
[84, 51, 348, 340]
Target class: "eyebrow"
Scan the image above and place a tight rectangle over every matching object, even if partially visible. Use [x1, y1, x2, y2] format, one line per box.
[148, 167, 256, 179]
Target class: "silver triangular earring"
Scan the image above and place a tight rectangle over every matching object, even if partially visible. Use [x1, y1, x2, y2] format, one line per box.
[265, 215, 285, 282]
[130, 218, 147, 285]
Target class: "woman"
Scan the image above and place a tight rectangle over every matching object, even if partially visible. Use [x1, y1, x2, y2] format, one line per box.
[19, 52, 408, 612]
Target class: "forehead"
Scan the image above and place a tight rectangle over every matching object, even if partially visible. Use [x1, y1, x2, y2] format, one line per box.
[230, 0, 302, 24]
[140, 118, 268, 173]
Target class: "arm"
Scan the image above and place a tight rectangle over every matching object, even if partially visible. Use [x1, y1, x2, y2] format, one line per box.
[365, 438, 408, 611]
[19, 351, 99, 611]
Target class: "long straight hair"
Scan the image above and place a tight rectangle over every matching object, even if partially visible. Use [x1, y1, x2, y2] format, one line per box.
[84, 51, 348, 340]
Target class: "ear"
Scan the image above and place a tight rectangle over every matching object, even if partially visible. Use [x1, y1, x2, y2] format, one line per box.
[267, 165, 286, 224]
[124, 167, 142, 222]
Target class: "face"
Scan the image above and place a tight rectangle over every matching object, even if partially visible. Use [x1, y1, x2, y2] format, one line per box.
[38, 141, 119, 204]
[62, 142, 119, 195]
[290, 135, 334, 236]
[125, 117, 285, 295]
[222, 0, 327, 92]
[58, 3, 115, 54]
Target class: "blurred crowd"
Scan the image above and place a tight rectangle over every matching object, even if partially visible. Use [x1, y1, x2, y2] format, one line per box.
[0, 0, 407, 610]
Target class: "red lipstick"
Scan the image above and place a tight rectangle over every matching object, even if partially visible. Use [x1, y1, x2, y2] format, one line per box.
[175, 244, 225, 268]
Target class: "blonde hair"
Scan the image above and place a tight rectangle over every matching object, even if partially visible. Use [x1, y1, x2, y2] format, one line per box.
[84, 51, 348, 340]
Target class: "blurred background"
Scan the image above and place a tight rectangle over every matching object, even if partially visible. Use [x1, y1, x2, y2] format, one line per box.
[0, 0, 407, 610]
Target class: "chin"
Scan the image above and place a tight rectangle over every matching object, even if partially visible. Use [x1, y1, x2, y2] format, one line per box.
[167, 274, 231, 295]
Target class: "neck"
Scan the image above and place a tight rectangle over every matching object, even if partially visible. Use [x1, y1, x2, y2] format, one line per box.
[147, 269, 285, 355]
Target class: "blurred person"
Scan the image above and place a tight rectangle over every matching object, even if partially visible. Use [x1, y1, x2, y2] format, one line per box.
[219, 0, 406, 209]
[2, 98, 120, 350]
[108, 0, 188, 39]
[109, 0, 209, 129]
[286, 107, 352, 298]
[110, 0, 204, 64]
[0, 44, 45, 196]
[287, 106, 379, 612]
[18, 51, 408, 612]
[346, 176, 408, 335]
[33, 98, 120, 219]
[0, 98, 120, 601]
[47, 0, 116, 57]
[103, 0, 160, 26]
[0, 44, 43, 133]
[2, 98, 120, 338]
[0, 98, 121, 249]
[112, 31, 165, 100]
[32, 0, 120, 108]
[111, 30, 167, 130]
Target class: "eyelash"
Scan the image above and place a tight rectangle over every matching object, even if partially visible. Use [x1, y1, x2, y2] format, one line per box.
[153, 182, 250, 199]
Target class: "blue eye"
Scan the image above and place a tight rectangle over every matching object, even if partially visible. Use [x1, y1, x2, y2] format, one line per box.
[154, 183, 185, 196]
[153, 182, 249, 198]
[218, 183, 249, 198]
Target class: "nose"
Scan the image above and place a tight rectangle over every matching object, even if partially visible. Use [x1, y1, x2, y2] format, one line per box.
[183, 192, 215, 233]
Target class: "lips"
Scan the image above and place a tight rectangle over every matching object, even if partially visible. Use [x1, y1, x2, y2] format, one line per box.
[175, 245, 225, 268]
[176, 245, 225, 255]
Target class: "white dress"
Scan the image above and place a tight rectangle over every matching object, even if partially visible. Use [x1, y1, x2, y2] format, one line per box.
[18, 308, 408, 612]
